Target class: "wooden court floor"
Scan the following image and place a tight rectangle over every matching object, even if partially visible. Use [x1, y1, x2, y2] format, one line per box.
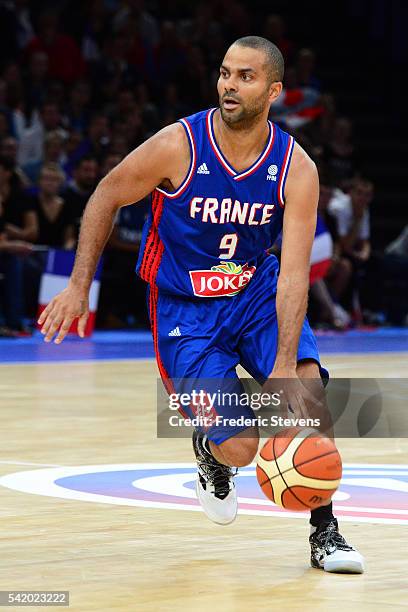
[0, 353, 407, 611]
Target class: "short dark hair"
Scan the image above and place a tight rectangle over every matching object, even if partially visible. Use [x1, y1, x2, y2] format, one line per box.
[233, 36, 284, 83]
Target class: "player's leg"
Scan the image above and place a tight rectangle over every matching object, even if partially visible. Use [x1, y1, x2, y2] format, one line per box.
[152, 289, 258, 524]
[192, 421, 258, 525]
[296, 360, 364, 573]
[206, 426, 259, 467]
[236, 256, 364, 572]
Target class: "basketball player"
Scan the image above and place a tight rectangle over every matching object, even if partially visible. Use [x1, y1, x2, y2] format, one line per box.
[38, 37, 364, 573]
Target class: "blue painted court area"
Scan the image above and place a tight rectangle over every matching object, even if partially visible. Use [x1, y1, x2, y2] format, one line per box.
[0, 328, 407, 364]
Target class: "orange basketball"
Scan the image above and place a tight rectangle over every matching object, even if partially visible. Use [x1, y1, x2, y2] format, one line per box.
[256, 427, 342, 511]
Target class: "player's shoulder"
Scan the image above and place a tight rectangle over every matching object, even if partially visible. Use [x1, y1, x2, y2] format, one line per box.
[150, 122, 186, 148]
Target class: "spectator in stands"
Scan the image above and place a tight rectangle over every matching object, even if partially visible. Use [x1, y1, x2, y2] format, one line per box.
[24, 51, 50, 113]
[65, 80, 91, 134]
[79, 114, 111, 161]
[116, 88, 138, 121]
[269, 66, 324, 131]
[160, 83, 188, 126]
[16, 100, 67, 181]
[79, 0, 109, 66]
[308, 178, 352, 329]
[296, 48, 321, 91]
[24, 12, 86, 85]
[97, 150, 149, 328]
[63, 156, 98, 238]
[22, 163, 75, 319]
[361, 224, 408, 326]
[1, 62, 23, 113]
[30, 163, 74, 249]
[318, 182, 352, 303]
[262, 14, 294, 62]
[313, 93, 337, 149]
[0, 156, 37, 243]
[0, 0, 34, 61]
[43, 130, 67, 174]
[0, 155, 35, 336]
[112, 0, 159, 48]
[323, 117, 357, 188]
[382, 226, 408, 325]
[329, 177, 372, 262]
[182, 46, 211, 109]
[93, 33, 134, 107]
[97, 198, 150, 329]
[155, 21, 187, 85]
[0, 136, 31, 188]
[135, 82, 159, 135]
[328, 176, 373, 320]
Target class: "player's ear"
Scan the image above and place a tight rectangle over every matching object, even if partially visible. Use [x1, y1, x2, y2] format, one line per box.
[269, 81, 283, 104]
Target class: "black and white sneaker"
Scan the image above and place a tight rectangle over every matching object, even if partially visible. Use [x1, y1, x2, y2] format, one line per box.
[310, 519, 365, 573]
[193, 431, 238, 525]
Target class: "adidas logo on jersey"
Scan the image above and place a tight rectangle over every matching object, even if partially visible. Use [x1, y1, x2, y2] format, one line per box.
[168, 326, 181, 337]
[197, 163, 210, 175]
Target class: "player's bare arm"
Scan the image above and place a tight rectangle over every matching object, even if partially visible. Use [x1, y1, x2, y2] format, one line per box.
[273, 143, 319, 373]
[264, 143, 321, 417]
[38, 123, 190, 344]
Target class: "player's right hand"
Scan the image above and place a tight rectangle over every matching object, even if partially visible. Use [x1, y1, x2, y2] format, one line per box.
[263, 373, 324, 420]
[37, 284, 89, 344]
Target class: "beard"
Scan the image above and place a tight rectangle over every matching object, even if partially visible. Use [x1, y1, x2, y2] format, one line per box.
[219, 92, 269, 129]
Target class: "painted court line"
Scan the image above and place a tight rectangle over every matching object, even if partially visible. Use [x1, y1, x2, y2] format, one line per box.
[0, 460, 63, 467]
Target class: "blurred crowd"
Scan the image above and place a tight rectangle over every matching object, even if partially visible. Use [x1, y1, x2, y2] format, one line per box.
[0, 0, 407, 336]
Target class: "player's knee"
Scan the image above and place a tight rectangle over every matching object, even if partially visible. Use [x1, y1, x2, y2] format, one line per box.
[219, 435, 259, 467]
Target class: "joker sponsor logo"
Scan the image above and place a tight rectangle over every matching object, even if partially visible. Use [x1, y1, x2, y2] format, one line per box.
[189, 261, 256, 297]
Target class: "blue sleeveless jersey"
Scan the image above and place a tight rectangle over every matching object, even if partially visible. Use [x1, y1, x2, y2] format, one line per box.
[136, 107, 295, 298]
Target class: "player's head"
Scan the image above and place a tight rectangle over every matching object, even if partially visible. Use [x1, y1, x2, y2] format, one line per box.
[218, 36, 283, 128]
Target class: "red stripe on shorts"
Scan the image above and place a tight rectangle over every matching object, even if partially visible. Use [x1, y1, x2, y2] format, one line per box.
[140, 190, 165, 282]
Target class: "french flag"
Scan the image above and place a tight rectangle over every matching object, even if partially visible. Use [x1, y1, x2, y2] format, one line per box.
[37, 249, 103, 337]
[310, 215, 333, 285]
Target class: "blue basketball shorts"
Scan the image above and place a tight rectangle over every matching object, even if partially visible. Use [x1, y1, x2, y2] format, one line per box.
[150, 255, 328, 444]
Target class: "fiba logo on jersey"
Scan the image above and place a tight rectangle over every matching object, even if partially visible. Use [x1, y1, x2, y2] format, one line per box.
[267, 165, 278, 181]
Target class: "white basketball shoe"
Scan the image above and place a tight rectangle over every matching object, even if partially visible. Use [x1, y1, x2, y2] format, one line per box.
[310, 519, 365, 573]
[192, 431, 238, 525]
